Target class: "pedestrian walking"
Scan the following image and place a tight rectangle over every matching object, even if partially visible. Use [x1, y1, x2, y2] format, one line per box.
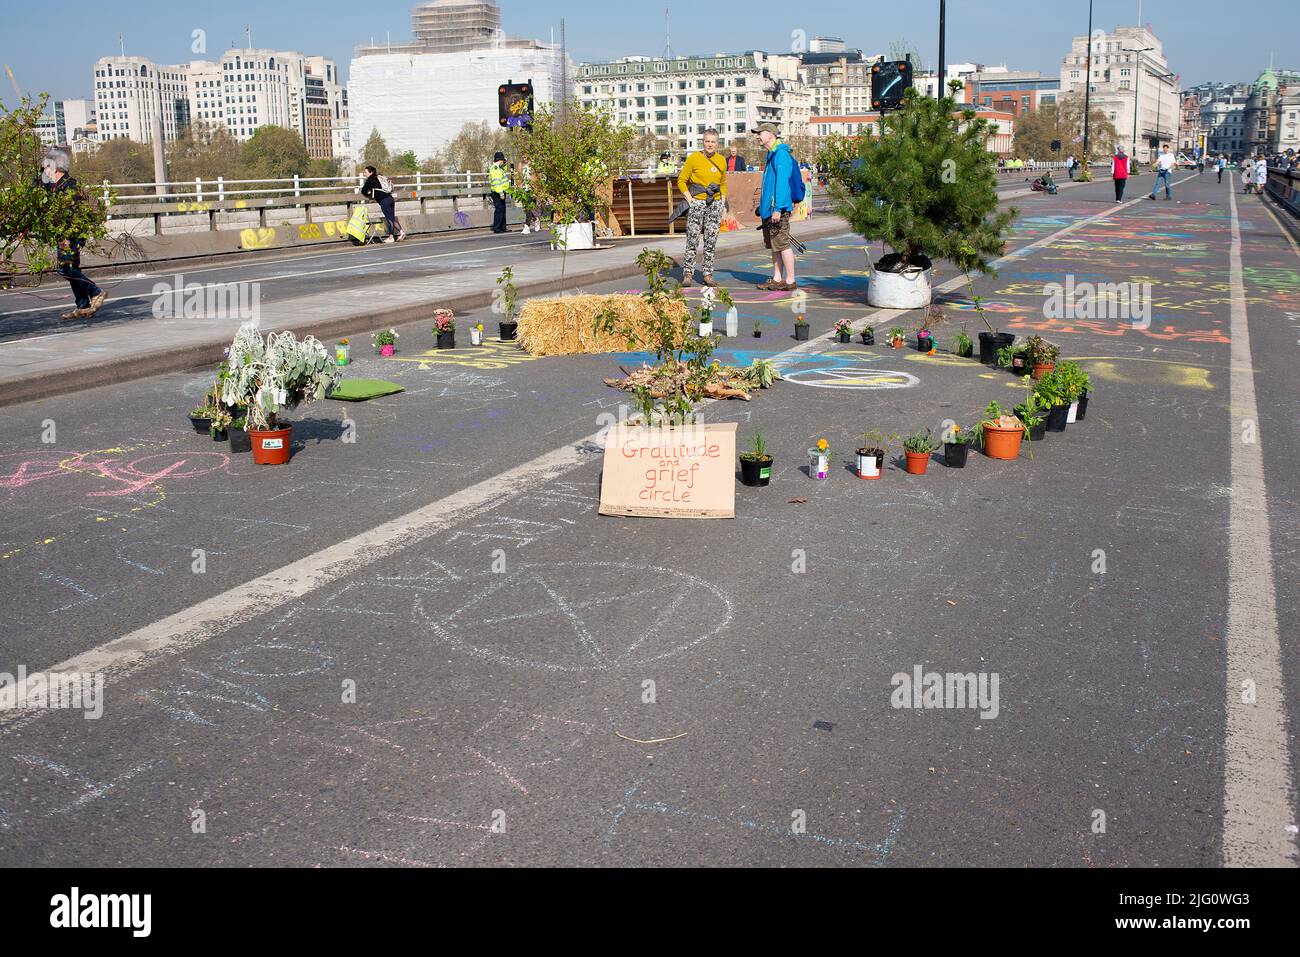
[1111, 146, 1130, 203]
[1254, 154, 1269, 197]
[727, 146, 747, 173]
[1217, 154, 1226, 183]
[676, 129, 728, 288]
[752, 122, 802, 291]
[361, 165, 406, 242]
[1066, 155, 1076, 180]
[39, 148, 107, 321]
[488, 152, 511, 234]
[1148, 145, 1176, 201]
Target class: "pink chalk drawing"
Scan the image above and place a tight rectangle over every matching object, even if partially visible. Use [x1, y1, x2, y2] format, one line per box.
[0, 450, 230, 497]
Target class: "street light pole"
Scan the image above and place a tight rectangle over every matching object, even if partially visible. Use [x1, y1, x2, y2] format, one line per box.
[1128, 46, 1155, 162]
[938, 0, 946, 101]
[1082, 0, 1094, 165]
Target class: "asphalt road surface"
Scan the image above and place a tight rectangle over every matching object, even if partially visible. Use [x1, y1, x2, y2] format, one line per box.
[0, 169, 1296, 867]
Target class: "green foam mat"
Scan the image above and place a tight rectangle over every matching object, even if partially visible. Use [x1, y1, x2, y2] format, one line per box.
[328, 379, 406, 402]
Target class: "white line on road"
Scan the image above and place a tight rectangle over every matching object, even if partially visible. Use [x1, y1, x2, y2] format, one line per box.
[1221, 185, 1297, 866]
[0, 176, 1206, 730]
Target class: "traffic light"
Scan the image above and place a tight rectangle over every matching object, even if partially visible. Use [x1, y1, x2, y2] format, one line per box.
[871, 60, 912, 112]
[498, 82, 534, 130]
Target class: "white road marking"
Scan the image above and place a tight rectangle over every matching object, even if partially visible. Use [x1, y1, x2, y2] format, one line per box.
[1221, 185, 1297, 866]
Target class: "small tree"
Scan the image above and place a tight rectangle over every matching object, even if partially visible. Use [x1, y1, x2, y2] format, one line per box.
[1, 95, 110, 278]
[360, 128, 390, 171]
[241, 126, 313, 181]
[511, 99, 638, 287]
[444, 121, 513, 174]
[826, 87, 1017, 279]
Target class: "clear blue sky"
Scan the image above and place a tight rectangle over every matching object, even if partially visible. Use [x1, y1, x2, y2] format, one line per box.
[2, 0, 1292, 102]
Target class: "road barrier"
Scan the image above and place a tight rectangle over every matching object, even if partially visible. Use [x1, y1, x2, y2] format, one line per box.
[1265, 165, 1300, 217]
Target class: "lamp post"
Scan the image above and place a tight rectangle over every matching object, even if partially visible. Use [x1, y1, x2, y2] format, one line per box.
[1151, 68, 1176, 153]
[938, 0, 947, 101]
[1082, 0, 1094, 166]
[1128, 46, 1155, 162]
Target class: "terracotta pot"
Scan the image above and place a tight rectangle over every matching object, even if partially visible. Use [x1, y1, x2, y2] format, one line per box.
[1032, 362, 1055, 379]
[891, 337, 904, 350]
[904, 451, 931, 475]
[982, 423, 1023, 461]
[250, 425, 293, 466]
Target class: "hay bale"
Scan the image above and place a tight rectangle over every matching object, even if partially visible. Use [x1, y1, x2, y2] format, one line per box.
[517, 294, 690, 356]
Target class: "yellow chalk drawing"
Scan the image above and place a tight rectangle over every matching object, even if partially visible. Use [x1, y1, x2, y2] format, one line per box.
[177, 201, 213, 213]
[1077, 356, 1215, 391]
[239, 227, 276, 250]
[299, 223, 324, 241]
[904, 352, 975, 367]
[390, 340, 542, 371]
[234, 200, 248, 209]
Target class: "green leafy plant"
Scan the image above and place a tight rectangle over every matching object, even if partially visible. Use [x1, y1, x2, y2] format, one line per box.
[221, 323, 341, 431]
[740, 431, 772, 463]
[1056, 360, 1092, 400]
[953, 330, 973, 356]
[888, 326, 905, 342]
[371, 328, 398, 348]
[753, 317, 762, 334]
[1021, 335, 1061, 366]
[1032, 369, 1070, 408]
[944, 423, 974, 446]
[859, 429, 899, 453]
[971, 400, 1022, 446]
[495, 266, 519, 323]
[794, 314, 809, 327]
[902, 429, 939, 454]
[747, 358, 781, 389]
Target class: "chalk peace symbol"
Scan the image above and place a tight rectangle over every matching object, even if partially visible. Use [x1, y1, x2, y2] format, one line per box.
[782, 366, 920, 390]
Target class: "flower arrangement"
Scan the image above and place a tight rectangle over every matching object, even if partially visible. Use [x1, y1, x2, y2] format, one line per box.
[833, 318, 854, 338]
[434, 309, 456, 334]
[945, 423, 974, 445]
[794, 313, 809, 326]
[372, 329, 398, 348]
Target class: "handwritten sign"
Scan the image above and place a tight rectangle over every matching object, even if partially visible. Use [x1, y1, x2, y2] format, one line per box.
[599, 423, 737, 519]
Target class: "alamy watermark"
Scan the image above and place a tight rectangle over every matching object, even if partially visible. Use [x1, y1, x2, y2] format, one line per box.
[152, 275, 261, 321]
[1043, 276, 1152, 328]
[891, 666, 1000, 719]
[0, 666, 105, 719]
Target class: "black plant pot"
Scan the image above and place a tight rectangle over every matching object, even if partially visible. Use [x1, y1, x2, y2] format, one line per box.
[1046, 404, 1069, 432]
[753, 330, 762, 338]
[957, 343, 973, 358]
[917, 335, 933, 352]
[739, 456, 773, 487]
[861, 332, 875, 345]
[1027, 421, 1047, 442]
[229, 429, 252, 454]
[1076, 392, 1090, 420]
[838, 332, 851, 343]
[190, 416, 212, 434]
[944, 443, 970, 468]
[499, 321, 518, 342]
[437, 332, 456, 350]
[794, 325, 810, 341]
[212, 429, 228, 442]
[977, 333, 998, 364]
[1011, 355, 1033, 376]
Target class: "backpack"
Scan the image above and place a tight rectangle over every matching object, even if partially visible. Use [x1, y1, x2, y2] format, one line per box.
[377, 174, 394, 194]
[789, 161, 807, 204]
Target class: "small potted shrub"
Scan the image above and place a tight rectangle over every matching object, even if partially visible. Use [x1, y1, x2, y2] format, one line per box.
[1022, 335, 1060, 379]
[209, 406, 233, 443]
[739, 432, 774, 487]
[998, 342, 1032, 376]
[974, 401, 1024, 460]
[917, 328, 934, 352]
[228, 413, 252, 454]
[943, 424, 973, 468]
[1034, 371, 1071, 432]
[794, 314, 810, 341]
[855, 429, 897, 480]
[753, 318, 763, 339]
[807, 438, 830, 480]
[1013, 390, 1049, 443]
[1057, 361, 1092, 421]
[496, 266, 519, 341]
[434, 309, 456, 349]
[372, 328, 398, 356]
[833, 318, 854, 343]
[189, 405, 214, 434]
[860, 325, 875, 345]
[953, 330, 974, 358]
[902, 428, 938, 475]
[889, 326, 906, 349]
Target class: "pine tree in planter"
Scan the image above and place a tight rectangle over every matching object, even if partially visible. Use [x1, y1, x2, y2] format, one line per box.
[823, 84, 1017, 310]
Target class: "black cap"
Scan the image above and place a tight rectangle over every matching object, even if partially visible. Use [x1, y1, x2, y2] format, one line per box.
[494, 151, 506, 162]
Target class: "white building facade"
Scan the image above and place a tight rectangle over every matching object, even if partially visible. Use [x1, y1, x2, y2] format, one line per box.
[92, 56, 191, 144]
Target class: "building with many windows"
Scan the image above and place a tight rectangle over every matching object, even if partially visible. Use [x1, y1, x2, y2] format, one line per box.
[92, 56, 191, 144]
[577, 52, 811, 156]
[35, 99, 96, 147]
[1190, 82, 1254, 159]
[1059, 25, 1180, 163]
[965, 71, 1060, 116]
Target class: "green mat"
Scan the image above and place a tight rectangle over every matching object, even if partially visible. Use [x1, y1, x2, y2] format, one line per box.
[328, 379, 406, 402]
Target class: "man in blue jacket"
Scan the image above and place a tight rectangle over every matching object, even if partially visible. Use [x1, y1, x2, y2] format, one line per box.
[752, 123, 797, 291]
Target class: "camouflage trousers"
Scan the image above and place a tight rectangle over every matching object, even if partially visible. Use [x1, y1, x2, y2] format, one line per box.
[682, 199, 724, 277]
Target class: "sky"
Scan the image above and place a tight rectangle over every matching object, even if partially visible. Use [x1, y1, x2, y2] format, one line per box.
[1, 0, 1294, 103]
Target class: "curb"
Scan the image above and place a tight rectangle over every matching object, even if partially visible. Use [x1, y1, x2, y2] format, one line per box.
[1, 218, 853, 409]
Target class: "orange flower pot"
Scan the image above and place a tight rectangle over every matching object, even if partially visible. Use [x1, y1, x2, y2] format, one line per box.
[981, 423, 1023, 461]
[250, 426, 293, 466]
[1032, 362, 1055, 379]
[904, 451, 931, 475]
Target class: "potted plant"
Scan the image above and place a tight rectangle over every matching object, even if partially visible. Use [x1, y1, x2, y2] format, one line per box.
[739, 431, 774, 487]
[434, 309, 456, 349]
[335, 339, 351, 366]
[889, 326, 906, 349]
[1033, 370, 1071, 432]
[822, 84, 1016, 310]
[902, 429, 938, 475]
[968, 291, 1015, 364]
[833, 318, 854, 343]
[861, 325, 875, 345]
[228, 413, 252, 454]
[221, 323, 342, 466]
[917, 327, 934, 352]
[1057, 361, 1092, 421]
[1013, 389, 1049, 443]
[974, 401, 1024, 460]
[372, 328, 398, 356]
[855, 429, 897, 480]
[997, 342, 1032, 376]
[470, 322, 485, 346]
[807, 438, 830, 480]
[496, 266, 519, 341]
[753, 318, 763, 339]
[794, 314, 810, 341]
[943, 424, 973, 468]
[209, 405, 233, 442]
[953, 330, 973, 358]
[1022, 335, 1061, 379]
[189, 405, 214, 434]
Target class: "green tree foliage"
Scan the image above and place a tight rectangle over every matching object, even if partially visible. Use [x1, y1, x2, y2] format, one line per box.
[360, 128, 390, 171]
[72, 137, 154, 187]
[166, 120, 243, 183]
[443, 121, 513, 173]
[241, 125, 313, 180]
[1, 95, 110, 277]
[1013, 94, 1118, 163]
[825, 88, 1017, 274]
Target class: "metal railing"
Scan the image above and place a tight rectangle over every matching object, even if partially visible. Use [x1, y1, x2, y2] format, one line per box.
[103, 171, 491, 206]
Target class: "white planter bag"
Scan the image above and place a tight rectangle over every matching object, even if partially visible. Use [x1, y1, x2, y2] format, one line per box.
[867, 256, 933, 309]
[554, 222, 595, 251]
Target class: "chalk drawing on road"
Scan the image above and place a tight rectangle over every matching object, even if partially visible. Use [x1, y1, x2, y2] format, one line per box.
[389, 340, 541, 371]
[781, 366, 920, 391]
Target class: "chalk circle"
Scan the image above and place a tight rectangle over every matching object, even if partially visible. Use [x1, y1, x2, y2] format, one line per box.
[416, 561, 734, 673]
[222, 641, 335, 678]
[782, 366, 920, 391]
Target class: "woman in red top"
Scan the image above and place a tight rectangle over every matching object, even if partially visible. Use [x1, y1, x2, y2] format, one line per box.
[1111, 148, 1129, 203]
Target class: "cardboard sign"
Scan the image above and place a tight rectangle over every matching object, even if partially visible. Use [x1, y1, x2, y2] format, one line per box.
[599, 423, 737, 519]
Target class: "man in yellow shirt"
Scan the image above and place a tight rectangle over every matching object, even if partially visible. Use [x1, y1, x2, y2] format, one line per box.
[676, 129, 728, 287]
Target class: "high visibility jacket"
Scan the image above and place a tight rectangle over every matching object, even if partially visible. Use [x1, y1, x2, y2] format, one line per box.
[489, 163, 511, 194]
[345, 205, 371, 242]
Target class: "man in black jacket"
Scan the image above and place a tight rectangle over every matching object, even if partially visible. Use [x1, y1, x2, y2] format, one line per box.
[40, 149, 107, 321]
[727, 146, 747, 173]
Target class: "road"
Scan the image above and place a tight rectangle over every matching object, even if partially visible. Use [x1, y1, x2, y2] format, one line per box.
[0, 169, 1295, 867]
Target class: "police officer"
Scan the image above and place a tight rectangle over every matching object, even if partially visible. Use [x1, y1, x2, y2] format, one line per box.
[489, 152, 511, 234]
